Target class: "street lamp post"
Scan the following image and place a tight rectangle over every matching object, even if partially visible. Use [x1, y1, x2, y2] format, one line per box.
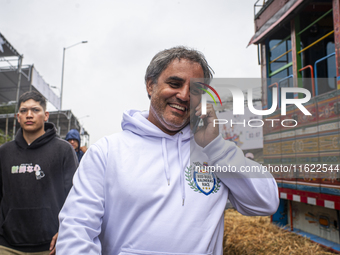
[60, 41, 88, 110]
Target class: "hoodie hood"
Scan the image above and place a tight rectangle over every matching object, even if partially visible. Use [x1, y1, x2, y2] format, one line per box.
[65, 129, 81, 149]
[15, 122, 57, 149]
[121, 109, 191, 140]
[122, 109, 191, 205]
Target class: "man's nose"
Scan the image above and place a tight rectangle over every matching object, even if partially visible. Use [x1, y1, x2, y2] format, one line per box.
[27, 109, 33, 117]
[177, 84, 190, 101]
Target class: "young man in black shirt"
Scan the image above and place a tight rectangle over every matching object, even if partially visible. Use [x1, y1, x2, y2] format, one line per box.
[0, 91, 78, 255]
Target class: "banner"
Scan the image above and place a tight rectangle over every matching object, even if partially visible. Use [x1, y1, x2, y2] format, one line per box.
[31, 67, 61, 110]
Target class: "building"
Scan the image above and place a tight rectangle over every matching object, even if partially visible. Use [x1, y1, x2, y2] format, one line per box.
[0, 32, 89, 145]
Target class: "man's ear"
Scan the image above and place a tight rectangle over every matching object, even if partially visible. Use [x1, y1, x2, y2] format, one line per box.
[16, 113, 20, 124]
[44, 111, 49, 122]
[146, 79, 154, 98]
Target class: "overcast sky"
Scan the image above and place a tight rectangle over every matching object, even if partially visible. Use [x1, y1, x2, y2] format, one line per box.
[0, 0, 261, 144]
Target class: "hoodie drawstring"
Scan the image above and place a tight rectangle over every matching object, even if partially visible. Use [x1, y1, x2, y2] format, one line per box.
[161, 138, 170, 186]
[178, 132, 185, 206]
[161, 133, 186, 206]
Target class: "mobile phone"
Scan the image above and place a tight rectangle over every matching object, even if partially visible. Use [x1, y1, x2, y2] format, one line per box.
[191, 81, 204, 133]
[192, 114, 202, 134]
[192, 116, 200, 133]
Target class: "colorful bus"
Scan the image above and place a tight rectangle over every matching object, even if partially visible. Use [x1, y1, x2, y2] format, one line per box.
[250, 0, 340, 249]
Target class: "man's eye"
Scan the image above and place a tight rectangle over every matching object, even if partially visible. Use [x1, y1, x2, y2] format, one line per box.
[190, 87, 203, 95]
[33, 109, 40, 113]
[190, 89, 199, 95]
[169, 82, 180, 87]
[19, 109, 27, 114]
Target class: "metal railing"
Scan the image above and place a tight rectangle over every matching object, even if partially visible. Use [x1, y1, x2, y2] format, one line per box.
[314, 52, 336, 96]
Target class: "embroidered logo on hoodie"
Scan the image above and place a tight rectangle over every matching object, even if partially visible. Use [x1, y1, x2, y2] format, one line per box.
[185, 162, 221, 195]
[11, 163, 45, 180]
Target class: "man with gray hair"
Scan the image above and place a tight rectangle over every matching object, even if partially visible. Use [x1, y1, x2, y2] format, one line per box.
[56, 46, 278, 254]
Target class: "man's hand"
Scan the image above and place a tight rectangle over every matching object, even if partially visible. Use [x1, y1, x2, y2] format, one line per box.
[80, 146, 88, 153]
[193, 103, 219, 147]
[49, 232, 58, 255]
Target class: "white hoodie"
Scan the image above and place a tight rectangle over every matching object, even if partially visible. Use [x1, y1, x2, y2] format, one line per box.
[56, 110, 279, 255]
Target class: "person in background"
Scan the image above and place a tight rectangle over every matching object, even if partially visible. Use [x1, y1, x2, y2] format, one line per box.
[245, 152, 255, 160]
[0, 91, 78, 255]
[65, 129, 85, 162]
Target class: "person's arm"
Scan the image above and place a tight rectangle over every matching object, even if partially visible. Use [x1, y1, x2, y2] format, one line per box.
[56, 142, 106, 254]
[49, 233, 58, 255]
[63, 143, 79, 196]
[203, 135, 279, 216]
[50, 144, 78, 254]
[194, 103, 279, 216]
